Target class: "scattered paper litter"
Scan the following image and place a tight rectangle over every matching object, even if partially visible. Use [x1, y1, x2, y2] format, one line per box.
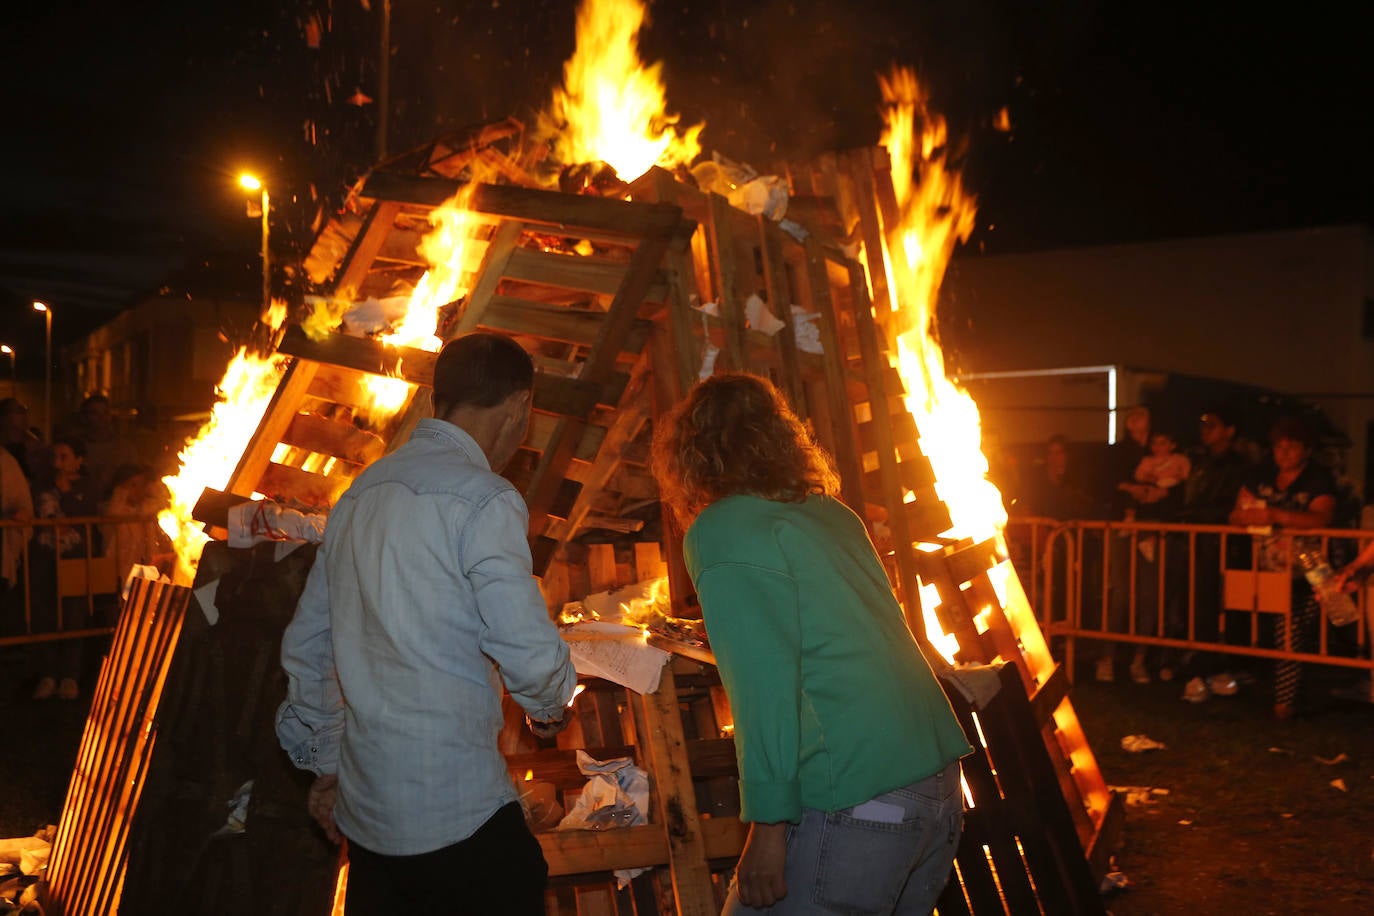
[1178, 819, 1193, 826]
[1121, 734, 1167, 753]
[1314, 752, 1349, 766]
[1268, 746, 1294, 755]
[1109, 785, 1169, 806]
[1331, 779, 1349, 793]
[1099, 871, 1130, 893]
[558, 751, 651, 887]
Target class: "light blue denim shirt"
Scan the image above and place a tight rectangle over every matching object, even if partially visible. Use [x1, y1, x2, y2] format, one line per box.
[276, 418, 576, 855]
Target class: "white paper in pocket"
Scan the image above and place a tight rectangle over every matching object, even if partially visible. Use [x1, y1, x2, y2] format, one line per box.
[850, 798, 905, 824]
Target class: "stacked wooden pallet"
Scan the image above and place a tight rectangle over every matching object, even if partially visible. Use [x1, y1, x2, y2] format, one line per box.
[45, 131, 1119, 914]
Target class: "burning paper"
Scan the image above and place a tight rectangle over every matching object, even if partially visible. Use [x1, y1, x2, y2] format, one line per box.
[562, 622, 670, 695]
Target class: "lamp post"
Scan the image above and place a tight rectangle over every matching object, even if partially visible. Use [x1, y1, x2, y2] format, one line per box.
[0, 345, 14, 397]
[239, 173, 270, 313]
[32, 301, 51, 440]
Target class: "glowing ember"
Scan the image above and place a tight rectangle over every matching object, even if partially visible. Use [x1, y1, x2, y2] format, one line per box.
[159, 348, 288, 584]
[542, 0, 702, 183]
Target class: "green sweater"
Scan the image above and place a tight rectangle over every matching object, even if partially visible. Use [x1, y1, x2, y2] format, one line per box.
[684, 493, 972, 824]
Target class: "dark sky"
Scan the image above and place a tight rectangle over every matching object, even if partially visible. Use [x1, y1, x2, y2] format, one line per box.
[1, 0, 1367, 378]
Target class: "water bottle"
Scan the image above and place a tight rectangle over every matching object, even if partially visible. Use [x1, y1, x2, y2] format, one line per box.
[1295, 549, 1361, 626]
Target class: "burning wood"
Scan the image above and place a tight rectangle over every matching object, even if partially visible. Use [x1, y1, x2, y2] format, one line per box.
[538, 0, 702, 184]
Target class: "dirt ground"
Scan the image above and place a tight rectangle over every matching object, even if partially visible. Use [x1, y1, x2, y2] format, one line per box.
[2, 644, 1371, 914]
[1073, 661, 1374, 915]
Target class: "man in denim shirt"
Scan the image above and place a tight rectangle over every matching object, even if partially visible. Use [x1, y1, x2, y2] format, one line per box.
[277, 332, 577, 914]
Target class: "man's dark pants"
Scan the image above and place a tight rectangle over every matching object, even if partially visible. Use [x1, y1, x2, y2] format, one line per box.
[345, 802, 547, 915]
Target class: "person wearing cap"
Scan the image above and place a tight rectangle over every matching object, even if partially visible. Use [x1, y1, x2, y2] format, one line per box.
[1176, 408, 1253, 701]
[276, 332, 577, 914]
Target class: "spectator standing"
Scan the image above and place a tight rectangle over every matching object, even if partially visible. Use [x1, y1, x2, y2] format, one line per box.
[1100, 407, 1163, 684]
[1177, 409, 1253, 700]
[1017, 435, 1094, 520]
[1103, 406, 1152, 518]
[1015, 435, 1095, 629]
[102, 464, 171, 583]
[1230, 416, 1338, 720]
[0, 398, 49, 488]
[1, 448, 34, 636]
[66, 395, 140, 503]
[31, 436, 103, 700]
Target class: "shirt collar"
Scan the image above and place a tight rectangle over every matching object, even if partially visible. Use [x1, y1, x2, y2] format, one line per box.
[411, 418, 492, 472]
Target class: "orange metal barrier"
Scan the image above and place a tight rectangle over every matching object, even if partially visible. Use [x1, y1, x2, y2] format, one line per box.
[1005, 516, 1374, 701]
[0, 514, 162, 648]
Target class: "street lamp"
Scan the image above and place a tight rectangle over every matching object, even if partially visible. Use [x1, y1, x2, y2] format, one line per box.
[0, 345, 14, 397]
[32, 301, 51, 440]
[238, 173, 270, 313]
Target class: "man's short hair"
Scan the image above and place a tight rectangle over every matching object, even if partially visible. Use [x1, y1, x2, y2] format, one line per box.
[432, 332, 534, 415]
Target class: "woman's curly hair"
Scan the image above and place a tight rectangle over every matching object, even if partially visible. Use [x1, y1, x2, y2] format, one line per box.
[651, 373, 840, 528]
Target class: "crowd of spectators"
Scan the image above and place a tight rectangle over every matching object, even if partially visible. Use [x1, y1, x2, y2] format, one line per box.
[1004, 405, 1363, 720]
[0, 395, 171, 701]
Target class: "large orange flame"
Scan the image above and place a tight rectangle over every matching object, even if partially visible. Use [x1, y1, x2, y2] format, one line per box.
[875, 68, 1012, 664]
[543, 0, 702, 182]
[878, 67, 994, 541]
[360, 181, 483, 416]
[159, 347, 288, 584]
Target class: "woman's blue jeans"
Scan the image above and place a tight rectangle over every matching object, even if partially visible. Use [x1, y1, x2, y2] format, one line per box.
[723, 761, 963, 915]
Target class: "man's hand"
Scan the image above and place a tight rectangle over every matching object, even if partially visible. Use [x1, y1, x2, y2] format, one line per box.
[307, 774, 341, 843]
[527, 708, 573, 740]
[734, 821, 789, 908]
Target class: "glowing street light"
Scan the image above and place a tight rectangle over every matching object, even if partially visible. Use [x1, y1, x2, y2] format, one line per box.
[238, 172, 270, 313]
[0, 345, 14, 397]
[32, 301, 51, 439]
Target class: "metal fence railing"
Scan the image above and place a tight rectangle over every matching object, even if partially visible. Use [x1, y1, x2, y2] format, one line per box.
[1005, 516, 1374, 701]
[0, 514, 164, 648]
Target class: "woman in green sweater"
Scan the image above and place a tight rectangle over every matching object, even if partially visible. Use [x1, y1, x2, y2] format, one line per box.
[652, 374, 971, 914]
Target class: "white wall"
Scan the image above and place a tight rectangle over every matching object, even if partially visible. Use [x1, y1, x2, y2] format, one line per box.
[941, 225, 1374, 491]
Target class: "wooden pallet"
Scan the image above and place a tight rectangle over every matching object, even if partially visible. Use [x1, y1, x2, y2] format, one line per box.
[227, 180, 688, 576]
[47, 141, 1120, 914]
[45, 578, 194, 916]
[779, 145, 1123, 874]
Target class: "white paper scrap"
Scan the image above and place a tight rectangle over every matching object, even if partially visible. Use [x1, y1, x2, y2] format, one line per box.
[562, 623, 670, 695]
[194, 578, 222, 626]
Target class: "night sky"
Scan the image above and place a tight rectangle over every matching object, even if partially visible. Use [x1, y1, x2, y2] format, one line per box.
[1, 0, 1367, 378]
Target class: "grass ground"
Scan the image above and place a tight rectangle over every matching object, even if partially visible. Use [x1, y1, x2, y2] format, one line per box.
[2, 645, 1371, 914]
